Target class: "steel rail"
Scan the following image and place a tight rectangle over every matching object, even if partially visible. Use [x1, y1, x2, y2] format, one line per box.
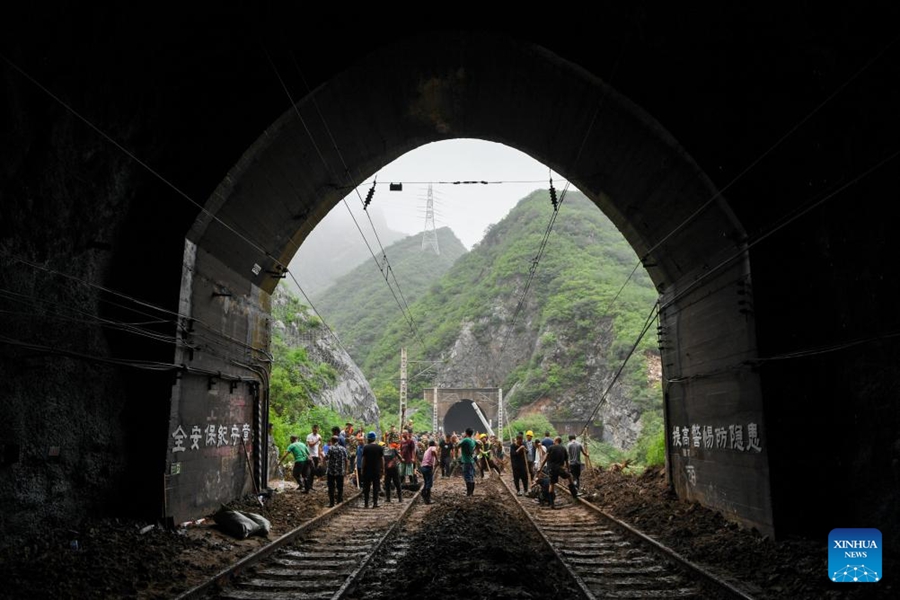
[497, 475, 596, 600]
[173, 489, 363, 600]
[176, 485, 423, 600]
[329, 490, 421, 600]
[557, 480, 757, 599]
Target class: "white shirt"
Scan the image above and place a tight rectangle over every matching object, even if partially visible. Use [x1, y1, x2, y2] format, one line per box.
[307, 432, 322, 458]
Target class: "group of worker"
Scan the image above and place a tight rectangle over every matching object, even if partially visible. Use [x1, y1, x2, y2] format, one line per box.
[277, 422, 356, 507]
[508, 430, 589, 508]
[278, 423, 589, 510]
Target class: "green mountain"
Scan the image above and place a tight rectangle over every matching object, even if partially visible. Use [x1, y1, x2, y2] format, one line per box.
[310, 227, 468, 366]
[360, 190, 662, 455]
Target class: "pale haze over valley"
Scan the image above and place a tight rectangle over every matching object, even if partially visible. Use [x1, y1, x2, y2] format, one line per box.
[286, 139, 576, 297]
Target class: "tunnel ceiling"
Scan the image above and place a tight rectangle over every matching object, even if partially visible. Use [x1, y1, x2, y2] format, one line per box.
[5, 5, 893, 284]
[192, 31, 744, 296]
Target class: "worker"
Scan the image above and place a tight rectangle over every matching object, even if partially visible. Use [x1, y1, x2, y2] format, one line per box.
[360, 432, 384, 508]
[457, 428, 477, 496]
[538, 436, 570, 509]
[510, 432, 529, 495]
[278, 435, 311, 493]
[383, 441, 403, 503]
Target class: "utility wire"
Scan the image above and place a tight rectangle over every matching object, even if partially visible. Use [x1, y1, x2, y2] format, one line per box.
[0, 52, 366, 372]
[263, 44, 427, 354]
[552, 31, 900, 392]
[577, 302, 660, 438]
[1, 256, 275, 360]
[0, 54, 286, 270]
[0, 332, 261, 382]
[495, 181, 570, 364]
[283, 46, 426, 351]
[357, 179, 574, 187]
[665, 329, 900, 387]
[626, 32, 899, 287]
[660, 147, 900, 312]
[489, 39, 628, 388]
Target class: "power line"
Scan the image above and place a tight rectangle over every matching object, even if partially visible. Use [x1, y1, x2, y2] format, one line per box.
[2, 254, 277, 360]
[577, 302, 660, 438]
[283, 46, 427, 354]
[262, 44, 428, 355]
[494, 180, 570, 364]
[660, 146, 900, 312]
[0, 51, 380, 374]
[665, 329, 900, 387]
[620, 31, 900, 295]
[358, 179, 574, 186]
[0, 54, 286, 271]
[0, 332, 261, 383]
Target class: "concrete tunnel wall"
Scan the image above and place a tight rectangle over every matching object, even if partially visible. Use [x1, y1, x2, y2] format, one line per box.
[177, 32, 772, 532]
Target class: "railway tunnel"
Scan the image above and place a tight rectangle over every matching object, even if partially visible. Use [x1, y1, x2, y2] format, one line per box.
[1, 4, 898, 552]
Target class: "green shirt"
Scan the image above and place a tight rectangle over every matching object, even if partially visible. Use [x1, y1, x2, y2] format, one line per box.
[287, 441, 309, 463]
[458, 437, 476, 464]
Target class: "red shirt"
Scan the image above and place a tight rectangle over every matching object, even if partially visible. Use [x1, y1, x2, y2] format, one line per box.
[399, 439, 417, 462]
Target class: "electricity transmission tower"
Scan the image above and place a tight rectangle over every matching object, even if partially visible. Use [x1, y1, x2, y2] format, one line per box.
[421, 183, 440, 255]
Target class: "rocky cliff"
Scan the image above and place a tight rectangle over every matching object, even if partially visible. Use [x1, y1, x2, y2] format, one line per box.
[362, 190, 662, 452]
[271, 290, 379, 425]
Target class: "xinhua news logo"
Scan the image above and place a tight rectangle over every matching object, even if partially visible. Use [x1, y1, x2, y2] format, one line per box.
[829, 528, 882, 583]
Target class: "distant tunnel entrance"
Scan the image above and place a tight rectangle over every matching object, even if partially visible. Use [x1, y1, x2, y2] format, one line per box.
[443, 400, 483, 435]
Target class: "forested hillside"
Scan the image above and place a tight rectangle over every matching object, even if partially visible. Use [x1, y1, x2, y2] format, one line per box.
[359, 191, 662, 457]
[310, 227, 467, 366]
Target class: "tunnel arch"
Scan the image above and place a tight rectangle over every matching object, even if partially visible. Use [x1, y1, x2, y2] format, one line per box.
[171, 31, 769, 533]
[443, 401, 484, 436]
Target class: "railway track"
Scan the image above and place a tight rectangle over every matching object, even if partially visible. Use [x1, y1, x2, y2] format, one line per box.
[176, 488, 420, 600]
[501, 475, 755, 599]
[178, 471, 754, 599]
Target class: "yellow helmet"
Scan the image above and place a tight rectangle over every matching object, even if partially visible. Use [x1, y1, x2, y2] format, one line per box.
[526, 430, 534, 437]
[480, 433, 487, 439]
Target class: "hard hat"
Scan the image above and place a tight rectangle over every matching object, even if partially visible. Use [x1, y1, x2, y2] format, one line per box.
[526, 430, 534, 437]
[378, 441, 385, 446]
[367, 431, 377, 440]
[480, 433, 487, 439]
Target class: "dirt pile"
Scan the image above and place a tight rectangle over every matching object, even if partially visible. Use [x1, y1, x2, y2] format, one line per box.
[349, 476, 584, 599]
[581, 466, 894, 599]
[0, 480, 340, 599]
[1, 469, 894, 599]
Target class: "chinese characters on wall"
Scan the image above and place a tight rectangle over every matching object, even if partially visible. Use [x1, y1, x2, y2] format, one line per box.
[171, 422, 251, 453]
[671, 423, 762, 455]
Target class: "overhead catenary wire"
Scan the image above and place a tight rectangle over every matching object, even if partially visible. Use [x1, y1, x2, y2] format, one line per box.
[660, 146, 900, 312]
[263, 44, 428, 355]
[609, 32, 900, 304]
[0, 256, 277, 361]
[2, 46, 399, 374]
[665, 329, 900, 389]
[577, 302, 660, 439]
[494, 179, 571, 365]
[0, 332, 263, 384]
[0, 56, 361, 369]
[0, 55, 287, 271]
[489, 40, 629, 388]
[282, 46, 427, 353]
